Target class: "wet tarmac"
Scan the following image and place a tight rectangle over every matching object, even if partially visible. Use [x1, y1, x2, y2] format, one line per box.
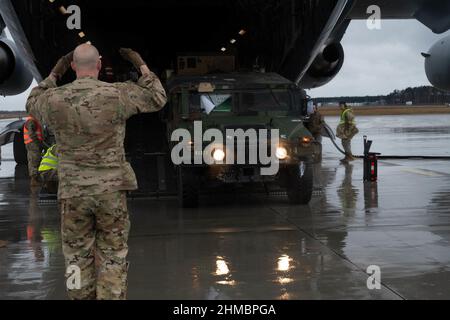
[0, 115, 450, 300]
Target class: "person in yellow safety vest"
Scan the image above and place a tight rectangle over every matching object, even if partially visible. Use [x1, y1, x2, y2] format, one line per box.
[23, 116, 45, 187]
[38, 145, 59, 194]
[336, 101, 359, 163]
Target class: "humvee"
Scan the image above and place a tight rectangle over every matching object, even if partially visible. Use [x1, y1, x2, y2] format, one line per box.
[164, 72, 315, 208]
[2, 53, 316, 208]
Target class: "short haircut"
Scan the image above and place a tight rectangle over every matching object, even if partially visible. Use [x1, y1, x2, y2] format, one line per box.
[73, 44, 100, 70]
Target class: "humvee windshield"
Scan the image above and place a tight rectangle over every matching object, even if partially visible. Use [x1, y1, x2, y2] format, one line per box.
[189, 89, 291, 115]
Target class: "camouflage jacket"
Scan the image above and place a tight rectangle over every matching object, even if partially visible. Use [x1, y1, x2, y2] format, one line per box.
[23, 118, 42, 146]
[27, 72, 167, 199]
[308, 111, 324, 136]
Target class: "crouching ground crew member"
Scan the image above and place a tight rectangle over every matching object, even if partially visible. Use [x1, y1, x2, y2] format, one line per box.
[26, 44, 167, 300]
[23, 114, 44, 186]
[336, 101, 359, 163]
[308, 104, 325, 162]
[39, 144, 59, 194]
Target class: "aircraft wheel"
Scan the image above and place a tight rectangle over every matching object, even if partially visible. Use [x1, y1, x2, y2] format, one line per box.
[13, 130, 28, 165]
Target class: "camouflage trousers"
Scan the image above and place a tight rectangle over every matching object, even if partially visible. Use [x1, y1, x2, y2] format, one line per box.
[26, 142, 42, 178]
[313, 134, 323, 162]
[342, 139, 352, 156]
[40, 170, 58, 194]
[60, 191, 130, 300]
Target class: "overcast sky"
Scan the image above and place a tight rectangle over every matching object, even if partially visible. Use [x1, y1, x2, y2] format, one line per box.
[1, 19, 449, 110]
[309, 19, 450, 98]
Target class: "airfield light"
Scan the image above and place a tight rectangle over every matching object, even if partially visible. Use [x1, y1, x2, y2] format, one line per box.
[59, 6, 67, 15]
[78, 32, 86, 38]
[276, 147, 288, 160]
[230, 39, 236, 44]
[239, 29, 246, 36]
[220, 47, 227, 52]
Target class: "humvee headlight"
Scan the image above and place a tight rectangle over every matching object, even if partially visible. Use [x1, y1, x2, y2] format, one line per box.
[276, 147, 288, 160]
[213, 149, 226, 162]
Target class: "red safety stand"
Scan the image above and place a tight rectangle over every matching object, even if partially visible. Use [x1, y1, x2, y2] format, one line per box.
[363, 136, 381, 182]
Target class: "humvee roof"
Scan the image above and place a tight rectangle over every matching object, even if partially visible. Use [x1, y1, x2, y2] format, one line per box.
[166, 72, 295, 91]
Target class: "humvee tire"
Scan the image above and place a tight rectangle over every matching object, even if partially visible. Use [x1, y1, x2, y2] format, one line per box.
[286, 161, 313, 204]
[178, 167, 199, 208]
[13, 130, 28, 165]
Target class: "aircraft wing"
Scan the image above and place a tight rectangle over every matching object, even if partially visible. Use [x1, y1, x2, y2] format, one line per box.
[294, 0, 351, 85]
[0, 0, 41, 82]
[2, 0, 450, 95]
[293, 0, 450, 87]
[349, 0, 450, 34]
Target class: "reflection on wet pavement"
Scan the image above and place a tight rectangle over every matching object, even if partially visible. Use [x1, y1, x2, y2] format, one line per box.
[2, 154, 450, 300]
[1, 115, 450, 299]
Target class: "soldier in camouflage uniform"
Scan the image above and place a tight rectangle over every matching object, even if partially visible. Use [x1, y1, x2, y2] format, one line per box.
[336, 101, 359, 163]
[308, 104, 325, 162]
[26, 44, 167, 300]
[23, 114, 44, 187]
[39, 144, 59, 195]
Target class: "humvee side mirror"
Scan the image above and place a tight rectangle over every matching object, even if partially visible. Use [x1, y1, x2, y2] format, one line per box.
[291, 89, 308, 117]
[305, 99, 314, 116]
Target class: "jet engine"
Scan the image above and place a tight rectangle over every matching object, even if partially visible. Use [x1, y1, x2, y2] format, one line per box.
[298, 42, 345, 89]
[0, 37, 33, 96]
[423, 34, 450, 91]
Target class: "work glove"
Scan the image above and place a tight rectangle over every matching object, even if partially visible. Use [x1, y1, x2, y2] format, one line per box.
[51, 51, 74, 80]
[119, 48, 146, 70]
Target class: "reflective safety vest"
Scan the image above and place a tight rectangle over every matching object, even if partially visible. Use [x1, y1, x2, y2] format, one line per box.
[39, 145, 58, 172]
[339, 108, 356, 125]
[23, 116, 44, 145]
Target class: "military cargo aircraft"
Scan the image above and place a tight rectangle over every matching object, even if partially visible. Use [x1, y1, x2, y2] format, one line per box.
[1, 0, 449, 95]
[1, 0, 450, 201]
